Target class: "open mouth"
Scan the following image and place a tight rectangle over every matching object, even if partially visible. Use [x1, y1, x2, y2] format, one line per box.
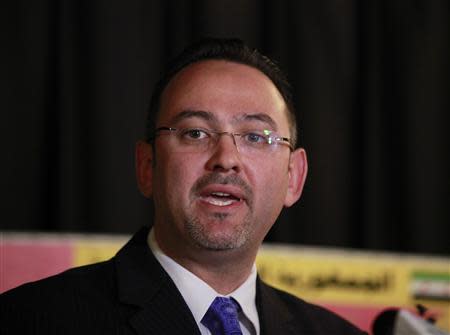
[201, 192, 242, 207]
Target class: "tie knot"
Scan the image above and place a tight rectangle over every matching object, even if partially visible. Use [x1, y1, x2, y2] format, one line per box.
[201, 297, 243, 335]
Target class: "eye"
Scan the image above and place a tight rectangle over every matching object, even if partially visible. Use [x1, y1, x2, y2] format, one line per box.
[243, 132, 267, 144]
[181, 128, 209, 140]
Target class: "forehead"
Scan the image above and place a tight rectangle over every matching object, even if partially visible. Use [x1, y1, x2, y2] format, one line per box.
[158, 60, 289, 130]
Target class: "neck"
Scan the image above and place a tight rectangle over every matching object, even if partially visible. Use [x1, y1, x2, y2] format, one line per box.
[175, 251, 255, 294]
[153, 227, 258, 295]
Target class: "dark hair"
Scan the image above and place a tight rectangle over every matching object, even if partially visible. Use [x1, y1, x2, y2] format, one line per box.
[146, 37, 298, 147]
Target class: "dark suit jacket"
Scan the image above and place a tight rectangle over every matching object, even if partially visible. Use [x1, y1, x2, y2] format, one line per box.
[1, 227, 366, 334]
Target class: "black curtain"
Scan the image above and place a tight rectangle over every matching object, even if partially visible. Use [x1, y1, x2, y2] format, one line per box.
[3, 0, 449, 255]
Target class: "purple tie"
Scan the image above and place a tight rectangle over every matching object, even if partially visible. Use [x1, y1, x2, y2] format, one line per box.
[201, 297, 243, 335]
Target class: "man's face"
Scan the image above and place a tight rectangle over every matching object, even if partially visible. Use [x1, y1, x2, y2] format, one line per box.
[138, 60, 307, 259]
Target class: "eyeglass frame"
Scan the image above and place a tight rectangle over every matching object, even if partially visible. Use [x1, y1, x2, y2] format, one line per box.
[149, 126, 294, 153]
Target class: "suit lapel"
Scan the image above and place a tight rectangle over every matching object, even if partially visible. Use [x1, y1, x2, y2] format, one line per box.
[128, 284, 200, 335]
[114, 227, 201, 335]
[256, 278, 297, 335]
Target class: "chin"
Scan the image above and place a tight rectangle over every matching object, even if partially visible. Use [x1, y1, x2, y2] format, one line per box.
[194, 236, 247, 251]
[186, 223, 249, 251]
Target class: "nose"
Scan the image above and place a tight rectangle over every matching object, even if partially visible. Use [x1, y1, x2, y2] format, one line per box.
[205, 133, 242, 173]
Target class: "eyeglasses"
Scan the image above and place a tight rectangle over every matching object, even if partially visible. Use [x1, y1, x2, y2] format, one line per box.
[151, 127, 293, 154]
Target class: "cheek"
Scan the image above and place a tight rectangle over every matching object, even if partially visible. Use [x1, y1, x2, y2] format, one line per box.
[250, 171, 289, 241]
[251, 163, 290, 210]
[156, 154, 202, 201]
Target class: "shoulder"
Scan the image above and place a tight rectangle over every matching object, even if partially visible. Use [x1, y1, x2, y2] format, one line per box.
[258, 281, 367, 334]
[2, 259, 115, 303]
[0, 260, 123, 334]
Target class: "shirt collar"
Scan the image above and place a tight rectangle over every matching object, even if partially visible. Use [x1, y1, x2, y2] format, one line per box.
[148, 227, 259, 334]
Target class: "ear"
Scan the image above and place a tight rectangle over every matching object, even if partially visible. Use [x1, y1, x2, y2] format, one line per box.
[284, 148, 308, 207]
[135, 140, 153, 198]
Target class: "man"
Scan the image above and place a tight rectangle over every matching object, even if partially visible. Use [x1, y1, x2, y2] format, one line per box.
[1, 38, 366, 334]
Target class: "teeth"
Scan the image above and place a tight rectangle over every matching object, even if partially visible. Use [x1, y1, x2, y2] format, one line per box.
[205, 198, 234, 206]
[211, 192, 230, 197]
[202, 191, 241, 206]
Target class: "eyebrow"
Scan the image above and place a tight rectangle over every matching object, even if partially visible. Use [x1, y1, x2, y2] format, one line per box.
[169, 110, 278, 130]
[170, 110, 217, 125]
[234, 113, 278, 130]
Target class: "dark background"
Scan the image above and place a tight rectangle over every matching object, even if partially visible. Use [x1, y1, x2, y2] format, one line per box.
[3, 0, 449, 255]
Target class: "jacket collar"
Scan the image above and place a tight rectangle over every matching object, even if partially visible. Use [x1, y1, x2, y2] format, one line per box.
[114, 226, 200, 335]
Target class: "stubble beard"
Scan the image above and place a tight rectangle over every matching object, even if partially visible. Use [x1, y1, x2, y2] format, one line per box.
[185, 210, 254, 250]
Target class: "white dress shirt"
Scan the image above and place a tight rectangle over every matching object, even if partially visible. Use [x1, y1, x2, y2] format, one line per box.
[148, 228, 260, 335]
